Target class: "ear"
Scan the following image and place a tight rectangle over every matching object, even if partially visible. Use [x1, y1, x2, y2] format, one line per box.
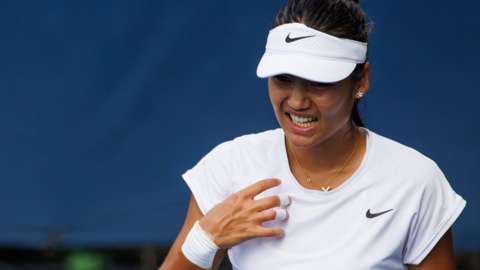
[357, 62, 370, 94]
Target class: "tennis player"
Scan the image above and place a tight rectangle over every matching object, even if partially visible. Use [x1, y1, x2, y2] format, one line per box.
[159, 0, 466, 269]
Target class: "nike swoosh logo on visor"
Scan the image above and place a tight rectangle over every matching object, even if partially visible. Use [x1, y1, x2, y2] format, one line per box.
[285, 33, 315, 43]
[366, 209, 394, 219]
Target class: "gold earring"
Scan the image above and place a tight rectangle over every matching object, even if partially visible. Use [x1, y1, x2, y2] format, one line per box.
[356, 92, 364, 98]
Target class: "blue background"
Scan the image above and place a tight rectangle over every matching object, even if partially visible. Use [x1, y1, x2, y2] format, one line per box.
[0, 1, 478, 251]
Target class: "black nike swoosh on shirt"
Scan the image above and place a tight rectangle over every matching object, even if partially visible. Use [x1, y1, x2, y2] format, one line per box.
[366, 208, 394, 218]
[285, 33, 315, 43]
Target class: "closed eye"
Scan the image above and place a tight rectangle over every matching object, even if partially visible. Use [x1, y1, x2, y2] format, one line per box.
[272, 74, 294, 84]
[309, 81, 336, 88]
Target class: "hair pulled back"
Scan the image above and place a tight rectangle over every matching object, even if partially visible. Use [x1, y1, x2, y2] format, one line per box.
[272, 0, 371, 127]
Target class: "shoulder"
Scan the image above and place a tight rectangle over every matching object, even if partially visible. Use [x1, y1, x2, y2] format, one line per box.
[231, 128, 283, 147]
[367, 129, 442, 187]
[203, 128, 282, 161]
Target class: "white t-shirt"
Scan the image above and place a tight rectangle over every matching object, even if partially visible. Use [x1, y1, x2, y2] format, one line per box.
[182, 127, 466, 270]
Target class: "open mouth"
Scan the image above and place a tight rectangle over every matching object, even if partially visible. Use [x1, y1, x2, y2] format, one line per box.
[285, 112, 318, 128]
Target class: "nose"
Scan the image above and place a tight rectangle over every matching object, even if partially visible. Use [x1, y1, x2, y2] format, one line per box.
[287, 84, 310, 110]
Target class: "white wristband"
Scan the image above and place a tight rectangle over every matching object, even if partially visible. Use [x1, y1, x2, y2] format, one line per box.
[181, 220, 220, 269]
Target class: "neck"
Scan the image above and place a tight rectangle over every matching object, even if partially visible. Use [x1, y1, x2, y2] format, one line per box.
[286, 121, 361, 174]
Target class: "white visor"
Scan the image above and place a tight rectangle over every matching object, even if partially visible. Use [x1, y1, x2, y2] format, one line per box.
[256, 23, 367, 83]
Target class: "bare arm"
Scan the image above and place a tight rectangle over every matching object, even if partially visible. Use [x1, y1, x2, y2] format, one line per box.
[159, 178, 289, 269]
[407, 228, 455, 270]
[158, 195, 227, 270]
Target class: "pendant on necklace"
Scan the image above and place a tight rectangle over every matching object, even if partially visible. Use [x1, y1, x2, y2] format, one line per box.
[321, 186, 331, 192]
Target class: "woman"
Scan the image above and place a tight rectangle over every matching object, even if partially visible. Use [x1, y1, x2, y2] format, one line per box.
[159, 0, 466, 269]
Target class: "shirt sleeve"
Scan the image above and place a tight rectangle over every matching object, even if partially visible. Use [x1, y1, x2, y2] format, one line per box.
[181, 141, 235, 215]
[402, 163, 466, 265]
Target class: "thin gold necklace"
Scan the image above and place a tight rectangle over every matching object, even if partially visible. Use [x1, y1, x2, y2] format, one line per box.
[289, 128, 358, 192]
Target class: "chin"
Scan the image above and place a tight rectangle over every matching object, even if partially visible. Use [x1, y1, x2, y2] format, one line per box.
[286, 132, 322, 148]
[281, 125, 320, 148]
[280, 114, 320, 142]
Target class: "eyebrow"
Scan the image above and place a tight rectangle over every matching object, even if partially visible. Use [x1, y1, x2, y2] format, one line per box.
[276, 74, 338, 87]
[309, 81, 337, 87]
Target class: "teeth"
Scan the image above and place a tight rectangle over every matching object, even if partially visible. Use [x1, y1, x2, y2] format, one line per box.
[290, 113, 318, 127]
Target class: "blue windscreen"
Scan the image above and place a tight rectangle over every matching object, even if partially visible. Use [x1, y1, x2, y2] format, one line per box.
[0, 1, 478, 250]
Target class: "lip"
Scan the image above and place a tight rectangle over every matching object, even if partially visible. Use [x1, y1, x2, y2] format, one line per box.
[285, 111, 318, 118]
[284, 112, 317, 135]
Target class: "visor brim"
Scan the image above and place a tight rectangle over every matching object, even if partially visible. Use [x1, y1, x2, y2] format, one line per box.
[256, 52, 357, 83]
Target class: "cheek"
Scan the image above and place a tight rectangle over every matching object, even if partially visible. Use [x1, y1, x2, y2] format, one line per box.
[268, 87, 286, 112]
[315, 92, 353, 119]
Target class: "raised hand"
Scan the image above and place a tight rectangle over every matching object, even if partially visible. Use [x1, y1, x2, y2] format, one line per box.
[199, 178, 291, 249]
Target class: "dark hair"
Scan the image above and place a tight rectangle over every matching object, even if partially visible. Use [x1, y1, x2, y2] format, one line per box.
[272, 0, 371, 127]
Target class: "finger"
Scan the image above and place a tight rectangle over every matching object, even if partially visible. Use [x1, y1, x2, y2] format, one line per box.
[250, 209, 275, 223]
[254, 226, 285, 238]
[273, 208, 289, 221]
[250, 194, 291, 212]
[278, 194, 292, 207]
[241, 178, 282, 199]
